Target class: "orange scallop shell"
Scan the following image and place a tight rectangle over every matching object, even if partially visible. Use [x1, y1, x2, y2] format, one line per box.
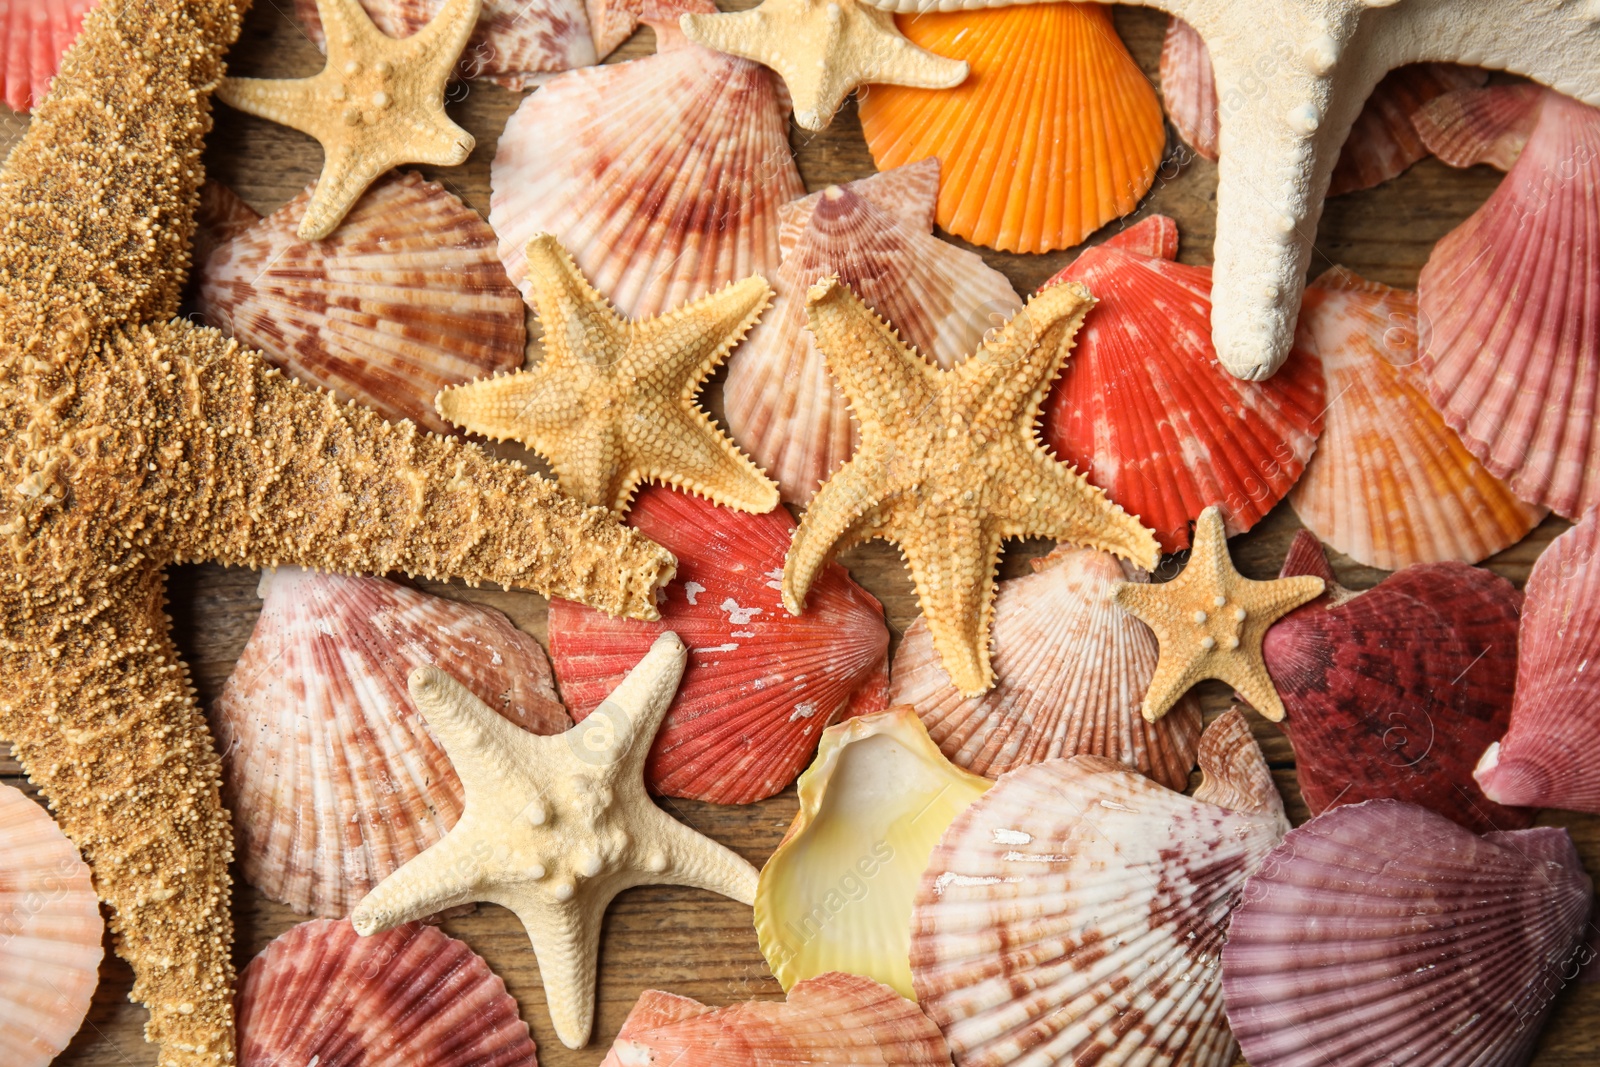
[858, 3, 1165, 253]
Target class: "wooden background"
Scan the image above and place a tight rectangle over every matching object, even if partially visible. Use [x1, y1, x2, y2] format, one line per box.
[2, 2, 1596, 1064]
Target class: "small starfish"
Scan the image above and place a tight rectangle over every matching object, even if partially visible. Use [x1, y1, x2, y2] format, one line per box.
[680, 0, 969, 131]
[437, 234, 781, 515]
[217, 0, 480, 240]
[1113, 506, 1324, 722]
[351, 633, 760, 1049]
[782, 276, 1159, 697]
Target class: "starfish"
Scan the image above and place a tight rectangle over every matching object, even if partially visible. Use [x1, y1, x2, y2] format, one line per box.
[1112, 506, 1324, 723]
[216, 0, 480, 240]
[351, 633, 760, 1049]
[680, 0, 969, 131]
[436, 234, 781, 515]
[0, 1, 676, 1063]
[857, 0, 1600, 381]
[782, 276, 1159, 697]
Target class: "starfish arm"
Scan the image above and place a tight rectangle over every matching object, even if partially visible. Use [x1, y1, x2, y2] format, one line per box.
[592, 633, 689, 775]
[642, 275, 773, 395]
[641, 403, 781, 514]
[900, 511, 1007, 694]
[637, 805, 761, 904]
[803, 275, 941, 429]
[523, 234, 628, 362]
[1217, 659, 1292, 724]
[1001, 447, 1161, 571]
[506, 899, 607, 1049]
[350, 824, 486, 932]
[0, 563, 235, 1066]
[407, 0, 483, 83]
[215, 75, 329, 143]
[407, 666, 542, 800]
[780, 450, 889, 613]
[965, 280, 1096, 422]
[144, 322, 676, 619]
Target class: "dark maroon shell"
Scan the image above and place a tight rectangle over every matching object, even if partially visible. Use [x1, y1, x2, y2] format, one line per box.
[1262, 530, 1531, 832]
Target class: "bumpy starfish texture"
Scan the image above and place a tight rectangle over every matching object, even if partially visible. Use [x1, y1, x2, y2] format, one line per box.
[858, 0, 1600, 381]
[437, 234, 781, 515]
[680, 0, 969, 130]
[351, 634, 760, 1049]
[783, 277, 1159, 697]
[217, 0, 479, 240]
[0, 2, 675, 1062]
[1113, 507, 1324, 722]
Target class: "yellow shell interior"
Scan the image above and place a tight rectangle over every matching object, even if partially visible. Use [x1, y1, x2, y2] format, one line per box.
[754, 707, 991, 998]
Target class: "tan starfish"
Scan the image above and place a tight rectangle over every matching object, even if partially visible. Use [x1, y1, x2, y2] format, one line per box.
[0, 1, 675, 1062]
[1113, 506, 1324, 723]
[680, 0, 968, 131]
[352, 634, 759, 1049]
[436, 234, 781, 515]
[782, 276, 1159, 697]
[217, 0, 479, 240]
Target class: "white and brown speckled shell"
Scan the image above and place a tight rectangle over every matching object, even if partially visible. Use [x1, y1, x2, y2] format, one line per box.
[212, 567, 569, 918]
[888, 544, 1202, 789]
[293, 0, 596, 88]
[195, 171, 526, 436]
[488, 22, 803, 321]
[723, 159, 1021, 504]
[910, 710, 1287, 1067]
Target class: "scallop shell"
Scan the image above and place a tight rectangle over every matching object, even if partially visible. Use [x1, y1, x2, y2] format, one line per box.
[754, 708, 990, 997]
[488, 12, 802, 321]
[1289, 270, 1542, 569]
[1039, 215, 1326, 553]
[192, 181, 263, 270]
[910, 709, 1287, 1067]
[599, 973, 952, 1066]
[888, 544, 1202, 788]
[237, 918, 537, 1066]
[293, 0, 596, 87]
[212, 566, 570, 918]
[549, 486, 890, 805]
[858, 4, 1164, 253]
[195, 170, 526, 436]
[1417, 86, 1600, 519]
[1158, 18, 1483, 194]
[0, 0, 96, 113]
[0, 784, 102, 1067]
[1476, 506, 1600, 812]
[1412, 81, 1544, 171]
[1262, 530, 1530, 833]
[1222, 800, 1593, 1067]
[723, 159, 1021, 504]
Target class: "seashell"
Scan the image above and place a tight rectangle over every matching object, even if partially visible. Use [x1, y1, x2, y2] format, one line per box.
[910, 709, 1287, 1067]
[1476, 506, 1600, 812]
[192, 181, 262, 269]
[293, 0, 596, 88]
[1417, 86, 1600, 519]
[1039, 215, 1326, 553]
[237, 918, 537, 1066]
[1222, 800, 1593, 1067]
[488, 7, 802, 321]
[0, 784, 102, 1067]
[723, 159, 1021, 504]
[858, 4, 1164, 253]
[888, 543, 1202, 788]
[1262, 530, 1530, 833]
[212, 566, 569, 918]
[0, 0, 96, 113]
[1289, 270, 1542, 569]
[754, 707, 990, 997]
[1412, 81, 1544, 171]
[1159, 18, 1484, 194]
[599, 972, 953, 1066]
[195, 170, 526, 436]
[549, 486, 890, 805]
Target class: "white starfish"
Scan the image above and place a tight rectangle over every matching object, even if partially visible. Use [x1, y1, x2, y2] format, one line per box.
[350, 632, 759, 1049]
[855, 0, 1600, 380]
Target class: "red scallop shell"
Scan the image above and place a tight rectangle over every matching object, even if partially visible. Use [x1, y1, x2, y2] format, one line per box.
[1039, 215, 1326, 553]
[0, 0, 97, 113]
[1262, 530, 1531, 833]
[548, 487, 890, 805]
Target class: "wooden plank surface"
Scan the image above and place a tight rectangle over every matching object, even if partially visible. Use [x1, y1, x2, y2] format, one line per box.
[2, 2, 1596, 1063]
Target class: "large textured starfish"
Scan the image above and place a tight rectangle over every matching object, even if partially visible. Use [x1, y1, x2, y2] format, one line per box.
[217, 0, 480, 239]
[352, 634, 760, 1049]
[782, 277, 1158, 697]
[858, 0, 1600, 381]
[437, 234, 781, 515]
[1113, 507, 1324, 722]
[680, 0, 970, 130]
[0, 2, 675, 1063]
